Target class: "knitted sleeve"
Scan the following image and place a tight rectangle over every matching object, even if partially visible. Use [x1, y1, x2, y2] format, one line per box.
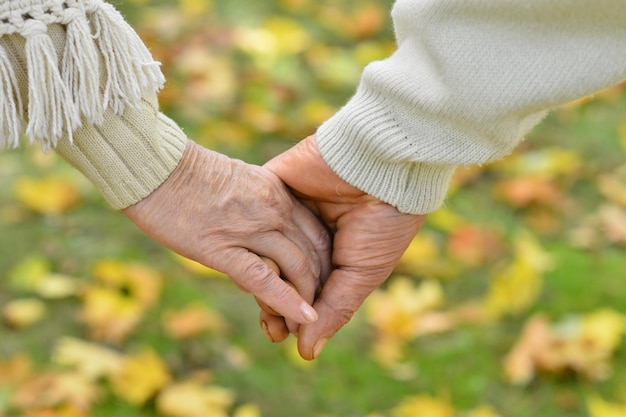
[316, 0, 626, 214]
[0, 0, 187, 209]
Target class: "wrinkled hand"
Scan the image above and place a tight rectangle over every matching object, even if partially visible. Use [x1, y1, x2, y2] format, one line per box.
[124, 140, 331, 327]
[265, 135, 426, 360]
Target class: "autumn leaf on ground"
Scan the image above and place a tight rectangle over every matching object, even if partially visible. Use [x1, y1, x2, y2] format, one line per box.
[52, 337, 123, 381]
[490, 148, 583, 180]
[389, 394, 455, 417]
[81, 260, 162, 342]
[110, 348, 171, 405]
[598, 165, 626, 208]
[156, 381, 235, 417]
[446, 225, 506, 267]
[0, 355, 33, 386]
[1, 298, 47, 329]
[163, 305, 228, 339]
[13, 372, 100, 412]
[233, 403, 262, 417]
[504, 310, 626, 384]
[494, 176, 564, 208]
[396, 233, 456, 278]
[14, 175, 80, 215]
[7, 255, 51, 292]
[587, 394, 626, 417]
[366, 277, 444, 366]
[484, 231, 553, 319]
[597, 204, 626, 245]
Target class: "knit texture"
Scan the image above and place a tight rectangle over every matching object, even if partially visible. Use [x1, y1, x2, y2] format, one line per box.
[0, 0, 164, 149]
[316, 0, 626, 214]
[1, 2, 186, 209]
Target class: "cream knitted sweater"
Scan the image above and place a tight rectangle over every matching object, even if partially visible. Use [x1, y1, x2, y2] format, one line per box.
[0, 0, 187, 209]
[317, 0, 626, 214]
[1, 0, 626, 213]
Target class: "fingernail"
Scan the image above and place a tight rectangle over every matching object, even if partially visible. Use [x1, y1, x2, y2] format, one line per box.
[300, 303, 318, 323]
[260, 320, 274, 342]
[313, 338, 327, 359]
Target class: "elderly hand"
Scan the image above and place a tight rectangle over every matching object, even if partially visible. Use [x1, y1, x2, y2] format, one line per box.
[265, 135, 426, 360]
[124, 140, 331, 327]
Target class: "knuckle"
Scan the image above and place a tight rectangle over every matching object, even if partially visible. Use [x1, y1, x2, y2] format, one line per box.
[243, 262, 276, 291]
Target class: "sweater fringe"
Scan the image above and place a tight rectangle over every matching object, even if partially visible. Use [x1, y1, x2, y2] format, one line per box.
[0, 43, 23, 149]
[0, 0, 165, 149]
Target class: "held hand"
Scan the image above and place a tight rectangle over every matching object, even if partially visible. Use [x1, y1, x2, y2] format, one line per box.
[124, 140, 331, 327]
[265, 135, 426, 359]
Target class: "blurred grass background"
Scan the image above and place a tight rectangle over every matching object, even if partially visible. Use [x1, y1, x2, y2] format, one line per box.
[1, 0, 626, 416]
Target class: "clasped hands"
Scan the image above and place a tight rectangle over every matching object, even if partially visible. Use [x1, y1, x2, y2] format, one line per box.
[124, 134, 425, 360]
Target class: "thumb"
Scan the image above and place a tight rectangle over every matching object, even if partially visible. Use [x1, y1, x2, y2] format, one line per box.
[297, 267, 385, 360]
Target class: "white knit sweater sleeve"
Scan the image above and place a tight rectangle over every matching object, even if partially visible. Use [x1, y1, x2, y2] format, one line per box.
[316, 0, 626, 214]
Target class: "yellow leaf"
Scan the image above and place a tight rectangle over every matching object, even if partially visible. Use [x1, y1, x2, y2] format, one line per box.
[580, 309, 626, 352]
[587, 395, 626, 417]
[2, 298, 46, 328]
[484, 231, 552, 318]
[397, 233, 451, 277]
[52, 337, 123, 381]
[178, 0, 212, 18]
[157, 382, 234, 417]
[8, 255, 51, 292]
[36, 273, 81, 299]
[233, 403, 262, 417]
[81, 286, 143, 342]
[426, 208, 466, 233]
[91, 260, 162, 306]
[390, 395, 455, 417]
[490, 148, 582, 180]
[366, 277, 443, 340]
[14, 175, 80, 215]
[111, 349, 171, 405]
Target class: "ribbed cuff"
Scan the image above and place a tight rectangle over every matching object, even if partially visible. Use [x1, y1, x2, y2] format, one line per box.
[316, 93, 457, 215]
[54, 95, 188, 209]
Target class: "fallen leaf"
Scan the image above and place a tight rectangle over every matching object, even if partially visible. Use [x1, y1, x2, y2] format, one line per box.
[13, 372, 99, 411]
[390, 395, 455, 417]
[233, 403, 262, 417]
[2, 298, 47, 329]
[503, 315, 552, 385]
[484, 231, 553, 318]
[14, 176, 80, 215]
[110, 349, 171, 405]
[597, 204, 626, 244]
[156, 381, 234, 417]
[163, 305, 228, 339]
[495, 176, 562, 208]
[587, 395, 626, 417]
[446, 225, 505, 267]
[397, 233, 454, 278]
[52, 337, 123, 381]
[598, 165, 626, 208]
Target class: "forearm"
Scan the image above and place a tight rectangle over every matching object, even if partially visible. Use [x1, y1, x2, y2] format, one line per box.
[317, 0, 626, 214]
